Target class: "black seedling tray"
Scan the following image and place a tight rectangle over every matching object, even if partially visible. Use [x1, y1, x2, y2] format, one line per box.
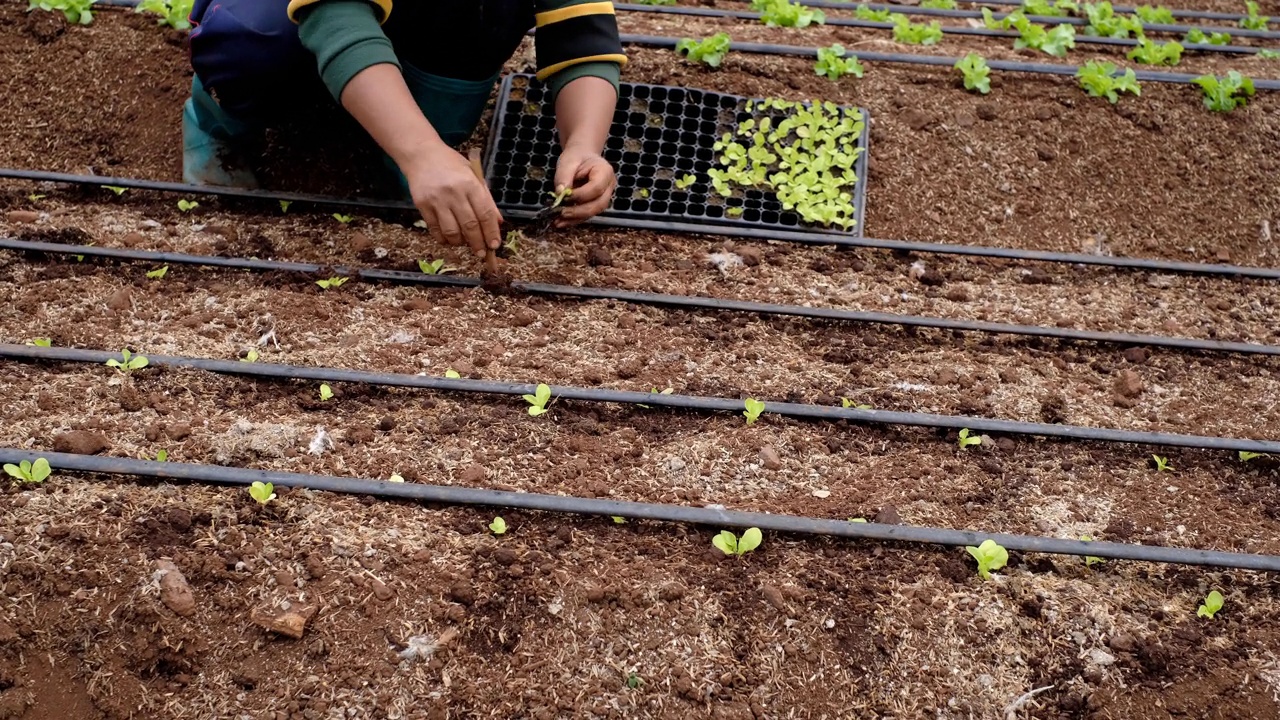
[483, 74, 871, 236]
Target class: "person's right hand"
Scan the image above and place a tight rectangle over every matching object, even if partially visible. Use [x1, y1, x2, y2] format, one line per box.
[404, 146, 502, 258]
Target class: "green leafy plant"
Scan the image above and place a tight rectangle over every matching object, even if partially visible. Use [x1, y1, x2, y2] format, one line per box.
[332, 213, 354, 224]
[1239, 451, 1268, 462]
[135, 0, 193, 29]
[676, 33, 732, 67]
[849, 517, 868, 523]
[954, 53, 992, 93]
[840, 397, 872, 410]
[248, 481, 276, 506]
[1184, 27, 1232, 44]
[997, 11, 1078, 56]
[743, 398, 766, 425]
[28, 337, 52, 347]
[1134, 4, 1174, 23]
[1077, 61, 1141, 103]
[4, 458, 51, 484]
[1080, 1, 1144, 37]
[1152, 454, 1173, 471]
[921, 0, 957, 8]
[106, 349, 148, 373]
[28, 193, 46, 201]
[489, 516, 508, 535]
[389, 473, 405, 483]
[445, 369, 462, 379]
[958, 428, 982, 449]
[612, 516, 627, 524]
[1197, 590, 1224, 618]
[240, 349, 259, 363]
[966, 539, 1009, 579]
[319, 384, 334, 401]
[1022, 0, 1077, 15]
[155, 449, 168, 462]
[145, 265, 169, 280]
[1193, 71, 1256, 112]
[854, 3, 892, 20]
[625, 672, 643, 689]
[638, 387, 674, 409]
[278, 200, 292, 213]
[1080, 535, 1105, 566]
[712, 527, 763, 556]
[753, 0, 825, 27]
[892, 15, 944, 45]
[503, 229, 525, 255]
[1258, 49, 1280, 59]
[176, 199, 198, 212]
[104, 185, 128, 196]
[524, 383, 552, 416]
[27, 0, 95, 25]
[1127, 38, 1183, 65]
[1241, 1, 1269, 29]
[815, 44, 865, 81]
[675, 174, 698, 190]
[418, 258, 457, 275]
[315, 276, 349, 290]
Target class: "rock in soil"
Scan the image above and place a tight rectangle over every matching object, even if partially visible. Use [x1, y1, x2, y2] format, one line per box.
[52, 430, 111, 455]
[1113, 369, 1144, 398]
[6, 210, 39, 224]
[1122, 347, 1149, 364]
[586, 246, 612, 267]
[761, 585, 788, 612]
[250, 604, 318, 640]
[737, 247, 763, 267]
[460, 464, 486, 483]
[759, 446, 783, 470]
[155, 560, 196, 617]
[105, 288, 132, 311]
[874, 505, 903, 525]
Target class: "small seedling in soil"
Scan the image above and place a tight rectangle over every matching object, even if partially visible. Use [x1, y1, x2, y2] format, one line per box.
[725, 207, 743, 217]
[1077, 61, 1141, 103]
[1241, 1, 1269, 29]
[754, 0, 825, 28]
[1134, 4, 1174, 23]
[389, 474, 405, 483]
[489, 516, 508, 535]
[638, 386, 674, 408]
[814, 44, 865, 81]
[849, 517, 869, 523]
[625, 672, 643, 689]
[248, 481, 276, 506]
[1198, 590, 1224, 619]
[966, 539, 1009, 580]
[155, 449, 168, 462]
[319, 384, 334, 401]
[1239, 451, 1268, 462]
[332, 213, 355, 224]
[28, 0, 95, 25]
[855, 4, 893, 20]
[891, 15, 944, 45]
[240, 349, 259, 362]
[841, 397, 872, 409]
[1152, 454, 1173, 472]
[921, 0, 957, 8]
[524, 383, 552, 416]
[1184, 28, 1232, 45]
[4, 458, 51, 484]
[1080, 535, 1105, 567]
[957, 428, 982, 449]
[445, 369, 462, 379]
[712, 527, 763, 556]
[27, 337, 52, 347]
[278, 200, 292, 213]
[106, 349, 148, 373]
[418, 259, 457, 275]
[136, 0, 193, 29]
[145, 265, 168, 280]
[1193, 71, 1255, 112]
[743, 398, 766, 424]
[548, 186, 574, 209]
[104, 185, 128, 196]
[676, 33, 732, 68]
[990, 11, 1077, 56]
[675, 173, 698, 189]
[612, 516, 627, 524]
[177, 199, 199, 212]
[315, 277, 349, 290]
[28, 193, 45, 201]
[1081, 1, 1144, 38]
[954, 53, 991, 94]
[1127, 38, 1183, 66]
[503, 229, 525, 256]
[1022, 0, 1077, 15]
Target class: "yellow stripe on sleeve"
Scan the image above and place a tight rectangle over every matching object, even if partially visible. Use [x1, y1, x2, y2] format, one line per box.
[535, 53, 628, 80]
[535, 1, 615, 28]
[288, 0, 393, 24]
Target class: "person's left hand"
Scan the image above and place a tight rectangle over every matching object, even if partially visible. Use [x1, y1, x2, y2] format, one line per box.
[552, 146, 616, 227]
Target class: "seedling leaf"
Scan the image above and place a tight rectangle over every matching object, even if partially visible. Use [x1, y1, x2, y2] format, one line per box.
[1152, 454, 1172, 472]
[176, 199, 198, 212]
[146, 265, 169, 279]
[248, 481, 276, 505]
[524, 383, 552, 416]
[676, 32, 732, 67]
[965, 539, 1009, 579]
[332, 213, 354, 224]
[319, 384, 334, 401]
[1239, 451, 1267, 462]
[489, 516, 508, 535]
[743, 397, 766, 424]
[958, 428, 982, 449]
[1197, 590, 1224, 618]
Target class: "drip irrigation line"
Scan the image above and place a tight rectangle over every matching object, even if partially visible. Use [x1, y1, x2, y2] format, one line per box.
[6, 237, 1280, 358]
[5, 168, 1280, 279]
[617, 3, 1268, 55]
[3, 449, 1277, 571]
[976, 0, 1275, 26]
[5, 343, 1280, 455]
[620, 34, 1280, 88]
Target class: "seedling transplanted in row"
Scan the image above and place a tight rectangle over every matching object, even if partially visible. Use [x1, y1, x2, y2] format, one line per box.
[524, 383, 552, 416]
[1241, 1, 1269, 30]
[712, 527, 763, 556]
[445, 369, 462, 379]
[891, 15, 944, 45]
[503, 229, 525, 255]
[1259, 49, 1280, 59]
[1152, 454, 1173, 471]
[1193, 71, 1255, 112]
[106, 349, 148, 373]
[987, 11, 1077, 56]
[1077, 61, 1141, 103]
[1184, 28, 1232, 45]
[319, 384, 334, 401]
[921, 0, 957, 8]
[815, 44, 865, 81]
[753, 0, 825, 27]
[1127, 38, 1184, 66]
[966, 539, 1009, 579]
[315, 276, 349, 289]
[389, 473, 405, 482]
[489, 517, 508, 535]
[675, 174, 697, 190]
[4, 458, 51, 484]
[135, 0, 194, 30]
[104, 185, 128, 196]
[248, 481, 276, 506]
[1080, 535, 1105, 567]
[1197, 590, 1224, 619]
[27, 337, 52, 347]
[1021, 0, 1077, 16]
[840, 397, 872, 409]
[240, 349, 259, 362]
[676, 33, 732, 68]
[279, 200, 292, 213]
[177, 199, 199, 212]
[418, 258, 457, 275]
[743, 398, 766, 424]
[626, 672, 643, 689]
[957, 428, 982, 449]
[954, 53, 992, 94]
[155, 449, 169, 462]
[1080, 2, 1144, 38]
[28, 0, 95, 25]
[146, 265, 169, 280]
[332, 213, 355, 224]
[1134, 4, 1173, 23]
[612, 516, 627, 524]
[854, 3, 892, 20]
[1240, 451, 1269, 462]
[637, 387, 673, 409]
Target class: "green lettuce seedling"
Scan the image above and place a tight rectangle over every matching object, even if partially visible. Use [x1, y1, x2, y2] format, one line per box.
[1197, 590, 1224, 618]
[240, 349, 259, 362]
[1258, 49, 1280, 59]
[1152, 454, 1172, 471]
[332, 213, 354, 224]
[155, 449, 168, 462]
[1022, 0, 1077, 16]
[1241, 1, 1269, 29]
[489, 516, 508, 535]
[28, 193, 45, 201]
[612, 516, 627, 524]
[892, 15, 944, 45]
[1080, 1, 1144, 37]
[1127, 38, 1183, 65]
[389, 473, 405, 482]
[315, 276, 349, 289]
[675, 174, 697, 190]
[638, 387, 673, 409]
[676, 33, 732, 67]
[712, 527, 763, 556]
[743, 398, 765, 424]
[28, 338, 52, 347]
[815, 44, 865, 81]
[1080, 535, 1104, 566]
[106, 349, 148, 373]
[418, 258, 457, 275]
[445, 369, 461, 379]
[146, 265, 169, 280]
[1239, 451, 1268, 462]
[1193, 71, 1255, 112]
[1134, 4, 1173, 23]
[854, 3, 892, 20]
[524, 383, 552, 416]
[1184, 27, 1232, 44]
[1077, 61, 1141, 103]
[104, 185, 128, 196]
[753, 0, 825, 27]
[136, 0, 193, 29]
[503, 229, 524, 255]
[319, 384, 334, 401]
[28, 0, 95, 25]
[921, 0, 956, 8]
[626, 672, 643, 689]
[4, 458, 51, 484]
[1000, 11, 1077, 56]
[278, 200, 292, 213]
[954, 53, 992, 94]
[966, 539, 1009, 579]
[177, 199, 198, 212]
[840, 397, 872, 409]
[958, 428, 982, 449]
[248, 481, 276, 506]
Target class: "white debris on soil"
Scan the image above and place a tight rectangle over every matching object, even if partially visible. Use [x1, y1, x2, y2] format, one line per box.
[397, 628, 458, 664]
[308, 427, 334, 456]
[707, 252, 742, 275]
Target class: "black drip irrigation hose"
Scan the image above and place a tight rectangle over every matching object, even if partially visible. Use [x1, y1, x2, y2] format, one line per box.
[617, 3, 1269, 55]
[6, 343, 1280, 455]
[6, 168, 1280, 280]
[7, 237, 1280, 358]
[976, 0, 1275, 25]
[3, 448, 1277, 571]
[620, 34, 1280, 88]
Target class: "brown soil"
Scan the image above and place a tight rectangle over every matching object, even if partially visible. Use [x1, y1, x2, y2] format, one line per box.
[3, 6, 1280, 720]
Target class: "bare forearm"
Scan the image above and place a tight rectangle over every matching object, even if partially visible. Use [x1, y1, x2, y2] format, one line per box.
[340, 63, 446, 170]
[555, 76, 616, 154]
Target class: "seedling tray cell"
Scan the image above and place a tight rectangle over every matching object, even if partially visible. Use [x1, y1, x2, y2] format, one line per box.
[484, 74, 871, 236]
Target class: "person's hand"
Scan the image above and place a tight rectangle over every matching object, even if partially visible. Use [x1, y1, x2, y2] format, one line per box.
[404, 146, 502, 257]
[553, 145, 616, 227]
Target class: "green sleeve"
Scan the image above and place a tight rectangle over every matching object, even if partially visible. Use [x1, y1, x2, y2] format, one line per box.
[297, 0, 401, 101]
[546, 60, 621, 101]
